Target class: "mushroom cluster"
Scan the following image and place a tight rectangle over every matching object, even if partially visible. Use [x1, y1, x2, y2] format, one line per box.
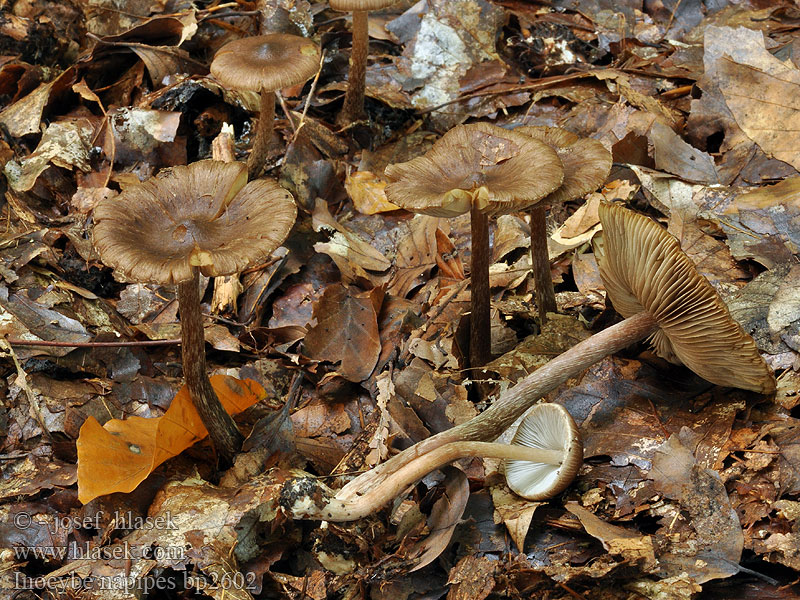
[93, 160, 297, 464]
[384, 123, 611, 370]
[385, 122, 563, 371]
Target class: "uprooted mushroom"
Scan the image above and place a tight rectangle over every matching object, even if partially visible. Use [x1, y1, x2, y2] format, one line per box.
[92, 160, 297, 464]
[280, 402, 584, 521]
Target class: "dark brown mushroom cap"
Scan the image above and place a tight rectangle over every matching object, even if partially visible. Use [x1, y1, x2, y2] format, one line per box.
[210, 34, 321, 93]
[594, 202, 775, 394]
[505, 403, 583, 500]
[516, 126, 611, 206]
[383, 122, 564, 218]
[93, 160, 297, 285]
[330, 0, 399, 10]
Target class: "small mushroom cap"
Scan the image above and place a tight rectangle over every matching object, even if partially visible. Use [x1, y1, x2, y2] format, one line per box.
[516, 126, 612, 206]
[505, 403, 583, 501]
[93, 160, 297, 285]
[330, 0, 399, 9]
[210, 34, 321, 93]
[384, 122, 564, 218]
[594, 202, 775, 394]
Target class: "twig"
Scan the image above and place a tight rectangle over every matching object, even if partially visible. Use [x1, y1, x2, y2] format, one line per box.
[6, 338, 181, 348]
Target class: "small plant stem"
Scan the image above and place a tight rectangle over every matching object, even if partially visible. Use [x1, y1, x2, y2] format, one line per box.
[247, 89, 276, 179]
[178, 268, 244, 464]
[338, 9, 368, 125]
[293, 441, 564, 521]
[530, 204, 557, 321]
[337, 310, 659, 502]
[469, 206, 492, 371]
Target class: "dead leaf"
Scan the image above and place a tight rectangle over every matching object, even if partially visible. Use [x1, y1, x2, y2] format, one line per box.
[304, 284, 383, 382]
[77, 375, 265, 503]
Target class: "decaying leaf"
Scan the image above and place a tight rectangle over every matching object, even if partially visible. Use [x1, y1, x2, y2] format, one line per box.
[304, 283, 383, 382]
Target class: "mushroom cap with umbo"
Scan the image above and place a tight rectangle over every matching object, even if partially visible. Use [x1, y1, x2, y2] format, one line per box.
[516, 126, 612, 206]
[330, 0, 399, 9]
[594, 202, 776, 394]
[93, 160, 297, 285]
[383, 122, 564, 218]
[505, 403, 583, 500]
[210, 34, 321, 93]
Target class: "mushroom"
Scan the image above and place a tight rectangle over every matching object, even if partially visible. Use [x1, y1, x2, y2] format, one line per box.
[515, 126, 611, 321]
[384, 122, 564, 370]
[336, 202, 774, 502]
[92, 160, 297, 464]
[210, 34, 321, 179]
[505, 403, 583, 500]
[283, 402, 582, 521]
[330, 0, 399, 125]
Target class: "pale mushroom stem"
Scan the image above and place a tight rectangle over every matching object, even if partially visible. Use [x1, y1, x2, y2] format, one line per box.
[295, 441, 564, 522]
[177, 268, 244, 463]
[529, 205, 557, 322]
[337, 310, 659, 501]
[247, 89, 276, 179]
[470, 206, 492, 371]
[338, 9, 368, 125]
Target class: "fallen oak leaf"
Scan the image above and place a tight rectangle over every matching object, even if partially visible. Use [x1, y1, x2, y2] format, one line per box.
[77, 375, 265, 504]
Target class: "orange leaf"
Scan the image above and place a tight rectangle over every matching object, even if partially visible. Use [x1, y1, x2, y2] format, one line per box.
[77, 375, 265, 504]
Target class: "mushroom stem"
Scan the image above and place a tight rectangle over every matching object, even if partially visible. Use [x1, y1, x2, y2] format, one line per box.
[178, 268, 244, 464]
[470, 206, 492, 371]
[290, 441, 563, 521]
[247, 89, 276, 179]
[337, 310, 659, 501]
[529, 204, 557, 321]
[338, 9, 368, 125]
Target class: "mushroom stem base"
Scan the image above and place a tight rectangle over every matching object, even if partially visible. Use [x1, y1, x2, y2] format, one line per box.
[337, 310, 659, 502]
[289, 441, 564, 522]
[178, 270, 244, 464]
[338, 9, 368, 125]
[469, 206, 491, 371]
[530, 204, 557, 321]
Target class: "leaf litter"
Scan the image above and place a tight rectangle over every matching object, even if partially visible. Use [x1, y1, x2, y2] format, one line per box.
[0, 0, 799, 598]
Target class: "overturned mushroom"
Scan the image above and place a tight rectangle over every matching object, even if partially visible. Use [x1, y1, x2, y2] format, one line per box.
[93, 160, 297, 464]
[516, 126, 611, 321]
[283, 402, 582, 521]
[385, 122, 563, 370]
[336, 202, 774, 501]
[211, 34, 321, 179]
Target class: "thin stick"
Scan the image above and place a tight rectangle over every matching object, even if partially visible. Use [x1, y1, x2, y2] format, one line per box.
[6, 338, 181, 348]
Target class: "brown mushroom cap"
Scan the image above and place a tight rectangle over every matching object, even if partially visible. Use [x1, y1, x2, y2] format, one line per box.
[383, 122, 564, 218]
[330, 0, 399, 10]
[93, 160, 297, 285]
[516, 126, 612, 206]
[210, 34, 321, 93]
[594, 202, 776, 394]
[505, 403, 583, 500]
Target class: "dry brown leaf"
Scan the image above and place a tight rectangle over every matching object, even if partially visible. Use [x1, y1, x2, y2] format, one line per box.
[304, 283, 383, 382]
